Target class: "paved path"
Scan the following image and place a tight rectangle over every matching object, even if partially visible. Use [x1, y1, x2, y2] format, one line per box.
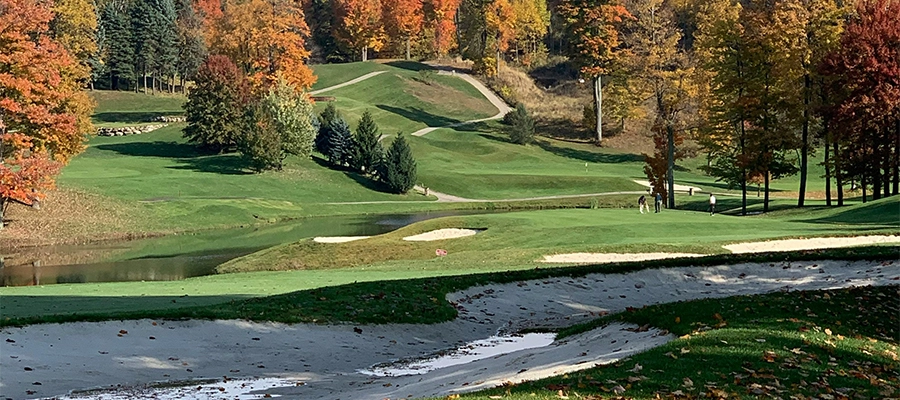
[309, 71, 386, 95]
[324, 186, 646, 205]
[410, 71, 513, 137]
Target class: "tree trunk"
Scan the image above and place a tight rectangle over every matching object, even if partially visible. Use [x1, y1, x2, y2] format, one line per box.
[798, 73, 810, 207]
[834, 141, 843, 206]
[862, 173, 867, 203]
[0, 198, 6, 231]
[883, 146, 890, 198]
[873, 149, 882, 200]
[764, 170, 770, 213]
[406, 36, 411, 60]
[824, 126, 832, 206]
[666, 123, 675, 209]
[361, 45, 367, 62]
[740, 122, 747, 215]
[593, 76, 602, 145]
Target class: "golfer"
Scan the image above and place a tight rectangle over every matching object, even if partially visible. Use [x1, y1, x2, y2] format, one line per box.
[709, 193, 717, 215]
[638, 195, 648, 214]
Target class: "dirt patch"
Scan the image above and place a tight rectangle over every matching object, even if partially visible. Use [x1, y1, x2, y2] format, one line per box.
[0, 187, 142, 249]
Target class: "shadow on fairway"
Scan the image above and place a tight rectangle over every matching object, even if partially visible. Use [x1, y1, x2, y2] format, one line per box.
[536, 141, 643, 164]
[93, 111, 183, 123]
[377, 104, 461, 128]
[384, 61, 434, 71]
[168, 154, 251, 175]
[95, 141, 202, 158]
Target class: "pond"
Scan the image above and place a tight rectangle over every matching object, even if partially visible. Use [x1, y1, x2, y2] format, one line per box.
[0, 210, 490, 287]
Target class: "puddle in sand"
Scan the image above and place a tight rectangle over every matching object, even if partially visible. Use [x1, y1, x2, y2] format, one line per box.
[360, 333, 556, 377]
[54, 377, 297, 399]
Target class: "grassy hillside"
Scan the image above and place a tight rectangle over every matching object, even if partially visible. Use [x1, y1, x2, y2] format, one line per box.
[87, 90, 186, 126]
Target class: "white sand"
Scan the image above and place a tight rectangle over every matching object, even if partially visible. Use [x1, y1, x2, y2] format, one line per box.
[402, 228, 481, 241]
[312, 236, 370, 243]
[724, 235, 900, 253]
[3, 259, 896, 400]
[541, 252, 706, 263]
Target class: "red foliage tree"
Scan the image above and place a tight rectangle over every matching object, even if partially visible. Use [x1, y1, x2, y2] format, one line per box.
[430, 0, 461, 56]
[1, 134, 61, 229]
[821, 0, 900, 201]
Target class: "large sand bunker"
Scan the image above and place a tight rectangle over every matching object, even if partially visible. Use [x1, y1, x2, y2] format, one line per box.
[724, 234, 900, 253]
[403, 228, 481, 241]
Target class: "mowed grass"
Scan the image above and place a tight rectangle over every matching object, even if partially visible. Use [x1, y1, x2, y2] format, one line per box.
[411, 125, 647, 199]
[1, 245, 896, 327]
[459, 285, 900, 399]
[87, 90, 186, 126]
[217, 197, 900, 274]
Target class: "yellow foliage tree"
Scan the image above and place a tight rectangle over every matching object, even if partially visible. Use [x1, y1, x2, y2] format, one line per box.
[334, 0, 386, 61]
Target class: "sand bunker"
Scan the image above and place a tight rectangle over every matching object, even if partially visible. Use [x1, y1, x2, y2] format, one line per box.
[541, 252, 706, 264]
[403, 228, 481, 241]
[313, 236, 370, 243]
[724, 235, 900, 253]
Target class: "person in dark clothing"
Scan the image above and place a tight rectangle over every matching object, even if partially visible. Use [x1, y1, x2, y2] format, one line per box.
[638, 195, 648, 214]
[654, 192, 662, 213]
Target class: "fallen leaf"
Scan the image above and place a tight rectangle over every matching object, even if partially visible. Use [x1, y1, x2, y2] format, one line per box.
[683, 377, 694, 388]
[613, 385, 626, 394]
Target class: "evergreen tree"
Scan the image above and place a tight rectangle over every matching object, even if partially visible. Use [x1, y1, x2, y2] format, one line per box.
[316, 102, 339, 154]
[326, 118, 354, 166]
[508, 103, 534, 144]
[150, 0, 179, 92]
[382, 134, 417, 193]
[353, 110, 383, 173]
[130, 0, 157, 91]
[99, 1, 135, 90]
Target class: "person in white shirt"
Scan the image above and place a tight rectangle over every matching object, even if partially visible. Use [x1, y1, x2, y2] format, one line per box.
[709, 193, 717, 216]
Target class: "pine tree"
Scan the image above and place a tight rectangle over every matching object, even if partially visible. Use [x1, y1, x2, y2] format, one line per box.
[508, 103, 534, 144]
[175, 0, 206, 92]
[99, 1, 135, 90]
[382, 134, 417, 193]
[150, 0, 179, 92]
[353, 110, 383, 173]
[130, 0, 157, 91]
[316, 102, 339, 154]
[327, 118, 354, 166]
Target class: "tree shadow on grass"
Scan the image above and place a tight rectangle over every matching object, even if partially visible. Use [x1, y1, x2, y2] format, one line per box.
[95, 141, 202, 158]
[535, 140, 643, 164]
[168, 154, 252, 175]
[377, 104, 461, 128]
[310, 156, 394, 194]
[93, 111, 183, 124]
[384, 61, 433, 71]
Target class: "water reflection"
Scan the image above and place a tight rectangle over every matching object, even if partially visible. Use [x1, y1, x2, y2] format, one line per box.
[0, 210, 493, 287]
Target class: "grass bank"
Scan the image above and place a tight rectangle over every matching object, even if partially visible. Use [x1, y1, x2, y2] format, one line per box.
[458, 284, 899, 399]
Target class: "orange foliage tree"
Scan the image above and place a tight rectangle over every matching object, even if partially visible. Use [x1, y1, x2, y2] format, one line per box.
[430, 0, 461, 56]
[558, 0, 631, 144]
[1, 134, 61, 229]
[382, 0, 423, 60]
[334, 0, 385, 61]
[209, 0, 316, 90]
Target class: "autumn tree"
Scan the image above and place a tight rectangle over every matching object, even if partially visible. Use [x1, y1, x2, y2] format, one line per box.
[210, 0, 316, 89]
[429, 0, 462, 56]
[183, 55, 250, 153]
[459, 0, 515, 76]
[238, 103, 282, 172]
[511, 0, 550, 64]
[333, 0, 385, 61]
[50, 0, 98, 82]
[820, 0, 900, 202]
[175, 0, 207, 92]
[558, 0, 631, 144]
[261, 75, 317, 160]
[1, 0, 93, 226]
[383, 0, 423, 60]
[625, 0, 694, 208]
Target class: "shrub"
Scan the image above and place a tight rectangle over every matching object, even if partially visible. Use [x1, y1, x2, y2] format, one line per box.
[382, 134, 417, 193]
[353, 110, 383, 174]
[508, 103, 534, 145]
[414, 69, 436, 85]
[238, 103, 283, 172]
[183, 55, 249, 153]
